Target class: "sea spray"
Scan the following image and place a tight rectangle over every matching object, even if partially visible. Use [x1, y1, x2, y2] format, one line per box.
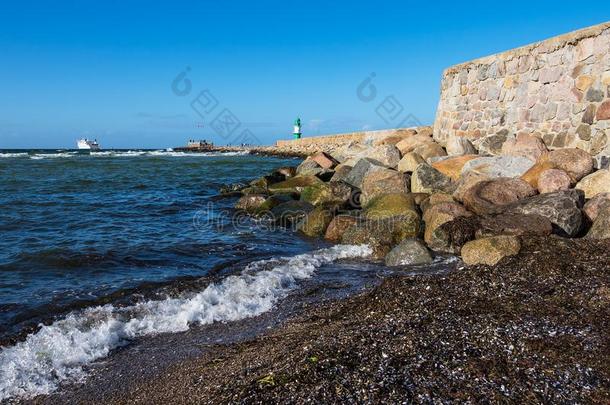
[0, 244, 372, 400]
[90, 150, 250, 158]
[0, 152, 30, 158]
[0, 150, 250, 159]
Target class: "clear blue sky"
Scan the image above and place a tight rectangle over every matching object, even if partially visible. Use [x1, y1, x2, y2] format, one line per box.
[0, 1, 608, 149]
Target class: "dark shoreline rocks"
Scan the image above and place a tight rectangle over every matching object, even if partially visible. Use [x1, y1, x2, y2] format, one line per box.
[505, 189, 585, 237]
[462, 177, 536, 215]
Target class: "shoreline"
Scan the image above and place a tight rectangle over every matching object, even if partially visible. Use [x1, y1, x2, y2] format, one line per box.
[6, 127, 610, 401]
[36, 247, 407, 404]
[39, 236, 610, 403]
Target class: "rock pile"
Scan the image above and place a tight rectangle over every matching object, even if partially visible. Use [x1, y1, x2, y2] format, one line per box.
[227, 127, 609, 266]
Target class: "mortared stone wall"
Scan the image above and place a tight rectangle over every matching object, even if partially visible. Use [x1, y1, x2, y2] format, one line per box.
[433, 21, 610, 157]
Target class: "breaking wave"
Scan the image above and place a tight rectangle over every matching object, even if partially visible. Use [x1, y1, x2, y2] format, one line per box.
[89, 150, 250, 157]
[0, 150, 250, 159]
[0, 244, 372, 400]
[0, 152, 30, 158]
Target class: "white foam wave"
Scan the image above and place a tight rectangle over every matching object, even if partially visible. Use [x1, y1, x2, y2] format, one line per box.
[29, 152, 79, 160]
[144, 150, 248, 157]
[0, 152, 29, 158]
[89, 150, 250, 158]
[0, 244, 372, 400]
[0, 150, 249, 160]
[89, 150, 148, 157]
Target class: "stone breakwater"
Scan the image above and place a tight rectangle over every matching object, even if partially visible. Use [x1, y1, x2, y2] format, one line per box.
[275, 128, 415, 151]
[225, 127, 610, 267]
[434, 21, 610, 159]
[211, 127, 418, 158]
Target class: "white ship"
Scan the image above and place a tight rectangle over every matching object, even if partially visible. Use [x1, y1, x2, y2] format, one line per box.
[76, 138, 100, 150]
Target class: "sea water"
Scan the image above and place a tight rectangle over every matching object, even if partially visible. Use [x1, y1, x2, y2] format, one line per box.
[0, 150, 381, 400]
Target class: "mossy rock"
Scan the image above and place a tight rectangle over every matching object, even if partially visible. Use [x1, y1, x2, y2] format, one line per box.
[249, 177, 268, 189]
[360, 168, 410, 206]
[384, 213, 421, 242]
[268, 175, 324, 194]
[300, 184, 333, 206]
[297, 207, 333, 237]
[241, 186, 268, 196]
[296, 159, 324, 176]
[300, 182, 352, 207]
[235, 194, 267, 214]
[254, 194, 295, 215]
[340, 215, 420, 259]
[359, 193, 422, 247]
[341, 221, 395, 259]
[250, 172, 287, 189]
[219, 182, 247, 194]
[270, 200, 315, 226]
[324, 215, 360, 241]
[363, 193, 417, 220]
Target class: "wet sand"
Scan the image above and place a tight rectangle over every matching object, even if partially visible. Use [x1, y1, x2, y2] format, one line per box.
[37, 236, 609, 404]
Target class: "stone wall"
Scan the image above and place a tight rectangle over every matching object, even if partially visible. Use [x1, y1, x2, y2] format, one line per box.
[275, 128, 412, 148]
[433, 21, 610, 157]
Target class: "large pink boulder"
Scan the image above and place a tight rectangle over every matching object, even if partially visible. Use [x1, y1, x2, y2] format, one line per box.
[412, 142, 447, 161]
[583, 192, 610, 222]
[395, 134, 435, 155]
[543, 148, 594, 183]
[463, 178, 537, 215]
[310, 151, 338, 169]
[537, 169, 571, 194]
[501, 133, 548, 162]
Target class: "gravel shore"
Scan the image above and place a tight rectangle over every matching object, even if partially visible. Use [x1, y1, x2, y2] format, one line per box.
[86, 236, 610, 403]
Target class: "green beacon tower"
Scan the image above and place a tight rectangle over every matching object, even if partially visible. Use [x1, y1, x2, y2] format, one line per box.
[293, 117, 302, 139]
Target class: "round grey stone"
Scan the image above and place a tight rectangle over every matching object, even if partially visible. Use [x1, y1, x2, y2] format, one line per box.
[385, 238, 433, 267]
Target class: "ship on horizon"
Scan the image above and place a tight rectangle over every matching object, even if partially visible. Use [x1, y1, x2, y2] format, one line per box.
[76, 138, 100, 150]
